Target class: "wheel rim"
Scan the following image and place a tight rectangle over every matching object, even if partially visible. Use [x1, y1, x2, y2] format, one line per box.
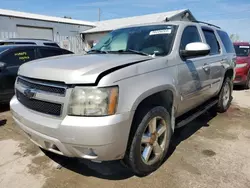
[222, 82, 230, 107]
[140, 116, 168, 165]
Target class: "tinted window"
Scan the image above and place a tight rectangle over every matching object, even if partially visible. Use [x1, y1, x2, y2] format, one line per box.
[234, 45, 250, 57]
[44, 43, 60, 48]
[180, 26, 201, 51]
[92, 25, 178, 56]
[202, 29, 220, 55]
[217, 30, 235, 53]
[1, 48, 35, 66]
[39, 48, 62, 58]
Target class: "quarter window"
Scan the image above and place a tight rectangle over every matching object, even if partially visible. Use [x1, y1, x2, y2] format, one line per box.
[180, 26, 201, 51]
[217, 30, 235, 53]
[202, 29, 220, 55]
[39, 48, 62, 58]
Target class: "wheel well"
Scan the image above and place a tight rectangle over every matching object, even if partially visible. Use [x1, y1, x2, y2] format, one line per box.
[130, 90, 173, 133]
[224, 69, 234, 80]
[125, 90, 174, 157]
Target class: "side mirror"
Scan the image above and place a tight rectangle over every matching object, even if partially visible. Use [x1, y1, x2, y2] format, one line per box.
[0, 62, 6, 71]
[181, 42, 210, 58]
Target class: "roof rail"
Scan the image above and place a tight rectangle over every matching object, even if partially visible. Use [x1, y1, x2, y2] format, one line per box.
[193, 21, 221, 29]
[7, 38, 53, 41]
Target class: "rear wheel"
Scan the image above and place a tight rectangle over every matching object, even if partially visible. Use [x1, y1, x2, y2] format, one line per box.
[124, 106, 172, 176]
[217, 77, 232, 113]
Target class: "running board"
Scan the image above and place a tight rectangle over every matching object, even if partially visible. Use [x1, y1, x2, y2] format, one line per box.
[176, 99, 218, 128]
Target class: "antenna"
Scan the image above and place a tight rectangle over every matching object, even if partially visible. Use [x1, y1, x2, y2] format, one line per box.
[98, 8, 101, 21]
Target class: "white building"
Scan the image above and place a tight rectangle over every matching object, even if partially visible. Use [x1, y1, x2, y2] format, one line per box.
[0, 9, 196, 53]
[0, 9, 95, 53]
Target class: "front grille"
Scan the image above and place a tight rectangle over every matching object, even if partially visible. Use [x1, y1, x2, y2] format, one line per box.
[17, 77, 66, 95]
[16, 90, 62, 116]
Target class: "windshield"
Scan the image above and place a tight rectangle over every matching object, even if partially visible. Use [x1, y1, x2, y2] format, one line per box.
[0, 46, 11, 54]
[234, 45, 250, 57]
[92, 25, 177, 56]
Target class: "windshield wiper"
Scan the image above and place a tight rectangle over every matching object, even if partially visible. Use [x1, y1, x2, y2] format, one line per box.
[87, 49, 108, 54]
[115, 49, 150, 56]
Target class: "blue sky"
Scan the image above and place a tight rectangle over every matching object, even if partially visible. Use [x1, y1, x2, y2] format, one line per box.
[1, 0, 250, 41]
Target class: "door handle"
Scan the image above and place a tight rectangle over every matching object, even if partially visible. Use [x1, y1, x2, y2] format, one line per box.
[202, 64, 210, 72]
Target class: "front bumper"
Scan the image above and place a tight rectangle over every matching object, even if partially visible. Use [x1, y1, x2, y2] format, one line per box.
[10, 96, 132, 161]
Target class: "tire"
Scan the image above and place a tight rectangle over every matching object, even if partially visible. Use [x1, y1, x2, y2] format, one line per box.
[244, 74, 250, 89]
[124, 106, 172, 176]
[217, 77, 233, 113]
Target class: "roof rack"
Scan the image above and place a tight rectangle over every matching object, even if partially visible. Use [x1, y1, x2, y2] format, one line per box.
[7, 38, 53, 41]
[193, 21, 221, 29]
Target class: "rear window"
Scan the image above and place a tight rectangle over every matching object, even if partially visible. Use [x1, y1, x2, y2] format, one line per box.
[43, 43, 60, 48]
[217, 30, 235, 53]
[234, 45, 250, 57]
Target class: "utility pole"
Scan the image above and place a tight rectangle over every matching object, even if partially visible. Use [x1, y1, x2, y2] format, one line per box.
[98, 8, 101, 21]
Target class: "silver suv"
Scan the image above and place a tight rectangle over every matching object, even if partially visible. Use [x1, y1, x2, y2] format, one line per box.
[10, 20, 236, 175]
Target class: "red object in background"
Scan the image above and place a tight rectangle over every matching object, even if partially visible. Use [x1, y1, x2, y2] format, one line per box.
[233, 42, 250, 88]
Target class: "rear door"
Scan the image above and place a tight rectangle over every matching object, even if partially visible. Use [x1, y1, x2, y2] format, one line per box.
[201, 28, 225, 96]
[0, 47, 35, 95]
[178, 25, 211, 114]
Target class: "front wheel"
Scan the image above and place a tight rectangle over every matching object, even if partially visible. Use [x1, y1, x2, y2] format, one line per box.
[217, 77, 233, 113]
[124, 106, 172, 176]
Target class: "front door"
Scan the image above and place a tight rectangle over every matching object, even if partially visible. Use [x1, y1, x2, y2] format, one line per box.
[0, 47, 36, 98]
[177, 25, 211, 115]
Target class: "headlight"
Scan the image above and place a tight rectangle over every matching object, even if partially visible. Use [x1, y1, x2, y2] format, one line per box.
[68, 86, 119, 116]
[236, 63, 248, 68]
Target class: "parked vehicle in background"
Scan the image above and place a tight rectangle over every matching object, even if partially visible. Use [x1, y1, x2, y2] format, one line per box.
[0, 45, 73, 103]
[0, 38, 60, 48]
[10, 20, 235, 175]
[233, 42, 250, 89]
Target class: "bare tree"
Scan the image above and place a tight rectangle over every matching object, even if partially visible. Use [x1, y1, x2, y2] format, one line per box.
[230, 34, 240, 42]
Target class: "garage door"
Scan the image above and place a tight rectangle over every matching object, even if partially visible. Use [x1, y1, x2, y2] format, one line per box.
[17, 26, 53, 40]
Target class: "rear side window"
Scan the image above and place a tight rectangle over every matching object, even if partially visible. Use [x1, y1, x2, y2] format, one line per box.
[1, 48, 35, 66]
[217, 30, 235, 53]
[39, 48, 63, 58]
[43, 43, 60, 48]
[202, 29, 220, 55]
[180, 26, 201, 51]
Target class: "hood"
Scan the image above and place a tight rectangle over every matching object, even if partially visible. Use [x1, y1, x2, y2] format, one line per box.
[18, 54, 152, 84]
[236, 56, 249, 64]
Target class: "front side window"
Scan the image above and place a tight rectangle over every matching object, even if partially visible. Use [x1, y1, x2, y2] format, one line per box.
[1, 48, 35, 66]
[92, 25, 178, 56]
[202, 29, 220, 55]
[234, 45, 250, 57]
[180, 26, 201, 51]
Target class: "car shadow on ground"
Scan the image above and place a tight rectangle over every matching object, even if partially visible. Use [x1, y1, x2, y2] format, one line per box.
[233, 85, 247, 91]
[0, 104, 10, 113]
[43, 110, 217, 180]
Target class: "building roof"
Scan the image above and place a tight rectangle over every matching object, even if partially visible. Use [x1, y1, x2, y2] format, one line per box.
[83, 9, 196, 34]
[0, 9, 96, 27]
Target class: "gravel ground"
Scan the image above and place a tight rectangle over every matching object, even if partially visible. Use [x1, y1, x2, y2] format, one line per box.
[0, 89, 250, 188]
